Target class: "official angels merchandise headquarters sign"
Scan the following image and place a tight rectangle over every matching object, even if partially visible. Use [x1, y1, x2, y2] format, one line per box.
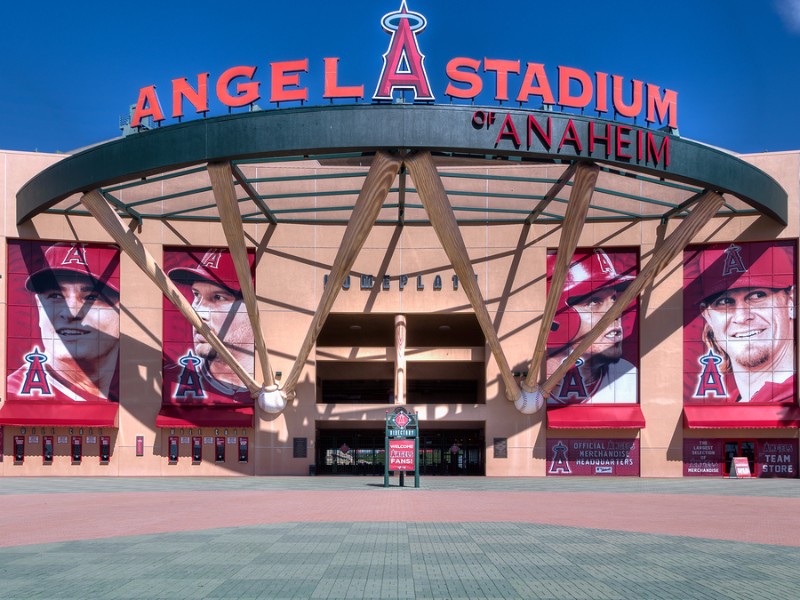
[547, 438, 640, 476]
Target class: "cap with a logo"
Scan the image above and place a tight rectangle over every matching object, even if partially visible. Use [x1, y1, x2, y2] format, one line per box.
[550, 248, 634, 305]
[25, 243, 120, 294]
[685, 242, 794, 305]
[168, 248, 252, 294]
[548, 249, 635, 347]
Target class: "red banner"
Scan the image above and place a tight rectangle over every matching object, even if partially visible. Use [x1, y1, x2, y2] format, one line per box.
[547, 438, 640, 476]
[683, 241, 796, 404]
[546, 248, 639, 405]
[2, 241, 120, 423]
[161, 247, 255, 409]
[388, 439, 416, 471]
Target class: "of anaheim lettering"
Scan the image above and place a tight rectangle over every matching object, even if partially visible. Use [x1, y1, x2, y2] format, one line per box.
[131, 1, 677, 130]
[474, 111, 670, 167]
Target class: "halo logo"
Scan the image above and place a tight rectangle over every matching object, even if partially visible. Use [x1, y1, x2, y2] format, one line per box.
[373, 1, 434, 102]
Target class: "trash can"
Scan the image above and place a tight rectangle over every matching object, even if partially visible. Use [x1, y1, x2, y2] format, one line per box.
[308, 464, 316, 476]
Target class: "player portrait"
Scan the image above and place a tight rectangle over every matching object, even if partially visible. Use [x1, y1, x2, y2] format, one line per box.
[162, 247, 256, 407]
[545, 248, 639, 404]
[4, 241, 121, 406]
[684, 241, 796, 404]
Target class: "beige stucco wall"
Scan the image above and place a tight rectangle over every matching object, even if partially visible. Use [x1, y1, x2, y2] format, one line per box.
[0, 148, 798, 476]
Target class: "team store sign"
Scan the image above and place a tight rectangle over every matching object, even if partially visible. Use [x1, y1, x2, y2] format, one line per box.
[131, 1, 677, 130]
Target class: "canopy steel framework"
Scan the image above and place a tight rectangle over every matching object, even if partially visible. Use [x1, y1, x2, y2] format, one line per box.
[17, 104, 789, 414]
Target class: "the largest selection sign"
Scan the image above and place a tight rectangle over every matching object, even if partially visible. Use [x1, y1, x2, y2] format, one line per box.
[4, 241, 121, 409]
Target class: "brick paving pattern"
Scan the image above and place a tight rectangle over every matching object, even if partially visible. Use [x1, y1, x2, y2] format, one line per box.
[0, 477, 798, 599]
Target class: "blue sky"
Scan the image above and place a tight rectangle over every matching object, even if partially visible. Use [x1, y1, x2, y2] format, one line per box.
[1, 0, 799, 154]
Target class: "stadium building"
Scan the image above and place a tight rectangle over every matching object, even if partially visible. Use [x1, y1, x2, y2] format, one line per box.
[0, 3, 797, 478]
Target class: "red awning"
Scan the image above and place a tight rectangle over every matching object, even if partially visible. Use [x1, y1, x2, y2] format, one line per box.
[0, 401, 118, 427]
[155, 405, 254, 428]
[683, 404, 800, 428]
[547, 404, 646, 429]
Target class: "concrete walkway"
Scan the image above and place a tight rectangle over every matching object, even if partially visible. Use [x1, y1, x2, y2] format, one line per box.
[0, 476, 798, 599]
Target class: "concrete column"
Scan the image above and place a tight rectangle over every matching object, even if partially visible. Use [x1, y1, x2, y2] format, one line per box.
[394, 314, 407, 404]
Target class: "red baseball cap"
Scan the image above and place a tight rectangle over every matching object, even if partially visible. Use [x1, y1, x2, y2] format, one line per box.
[168, 248, 252, 294]
[25, 243, 120, 294]
[550, 249, 634, 305]
[685, 242, 795, 305]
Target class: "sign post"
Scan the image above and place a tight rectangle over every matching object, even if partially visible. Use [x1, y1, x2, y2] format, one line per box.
[385, 406, 420, 488]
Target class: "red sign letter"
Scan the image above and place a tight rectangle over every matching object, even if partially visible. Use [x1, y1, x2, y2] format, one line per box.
[323, 58, 364, 100]
[217, 66, 260, 108]
[132, 85, 165, 127]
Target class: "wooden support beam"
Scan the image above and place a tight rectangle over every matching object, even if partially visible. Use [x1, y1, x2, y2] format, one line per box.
[282, 150, 402, 393]
[208, 161, 275, 388]
[405, 151, 521, 402]
[80, 189, 262, 396]
[540, 190, 724, 396]
[526, 162, 578, 224]
[523, 163, 598, 393]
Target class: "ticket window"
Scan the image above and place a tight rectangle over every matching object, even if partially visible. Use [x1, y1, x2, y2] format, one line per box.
[100, 436, 111, 463]
[14, 436, 25, 464]
[71, 436, 82, 464]
[168, 436, 179, 464]
[192, 436, 202, 464]
[238, 437, 249, 463]
[215, 437, 226, 462]
[43, 436, 54, 464]
[724, 440, 756, 476]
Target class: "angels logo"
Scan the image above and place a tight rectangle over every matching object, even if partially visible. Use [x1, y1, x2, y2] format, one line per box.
[721, 244, 747, 277]
[594, 249, 617, 276]
[555, 357, 589, 400]
[174, 351, 206, 399]
[60, 243, 89, 266]
[201, 249, 223, 270]
[549, 441, 571, 474]
[694, 349, 727, 398]
[19, 347, 52, 396]
[373, 0, 434, 101]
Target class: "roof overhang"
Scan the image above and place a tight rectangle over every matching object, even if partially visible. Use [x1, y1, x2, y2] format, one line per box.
[17, 104, 788, 226]
[683, 405, 800, 429]
[547, 405, 646, 429]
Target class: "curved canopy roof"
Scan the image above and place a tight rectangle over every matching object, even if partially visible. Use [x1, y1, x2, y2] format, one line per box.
[17, 104, 788, 226]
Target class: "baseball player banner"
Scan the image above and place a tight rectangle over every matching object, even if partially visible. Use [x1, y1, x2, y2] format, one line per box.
[546, 248, 639, 404]
[547, 438, 640, 476]
[2, 241, 121, 420]
[683, 241, 796, 404]
[162, 247, 256, 408]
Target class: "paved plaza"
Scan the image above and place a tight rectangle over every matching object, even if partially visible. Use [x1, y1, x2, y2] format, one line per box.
[0, 476, 798, 599]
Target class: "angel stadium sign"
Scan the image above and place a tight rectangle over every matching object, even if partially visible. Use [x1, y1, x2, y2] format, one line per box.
[130, 1, 678, 131]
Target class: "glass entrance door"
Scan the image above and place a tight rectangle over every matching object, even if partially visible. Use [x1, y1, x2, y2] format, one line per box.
[724, 440, 756, 476]
[316, 428, 485, 475]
